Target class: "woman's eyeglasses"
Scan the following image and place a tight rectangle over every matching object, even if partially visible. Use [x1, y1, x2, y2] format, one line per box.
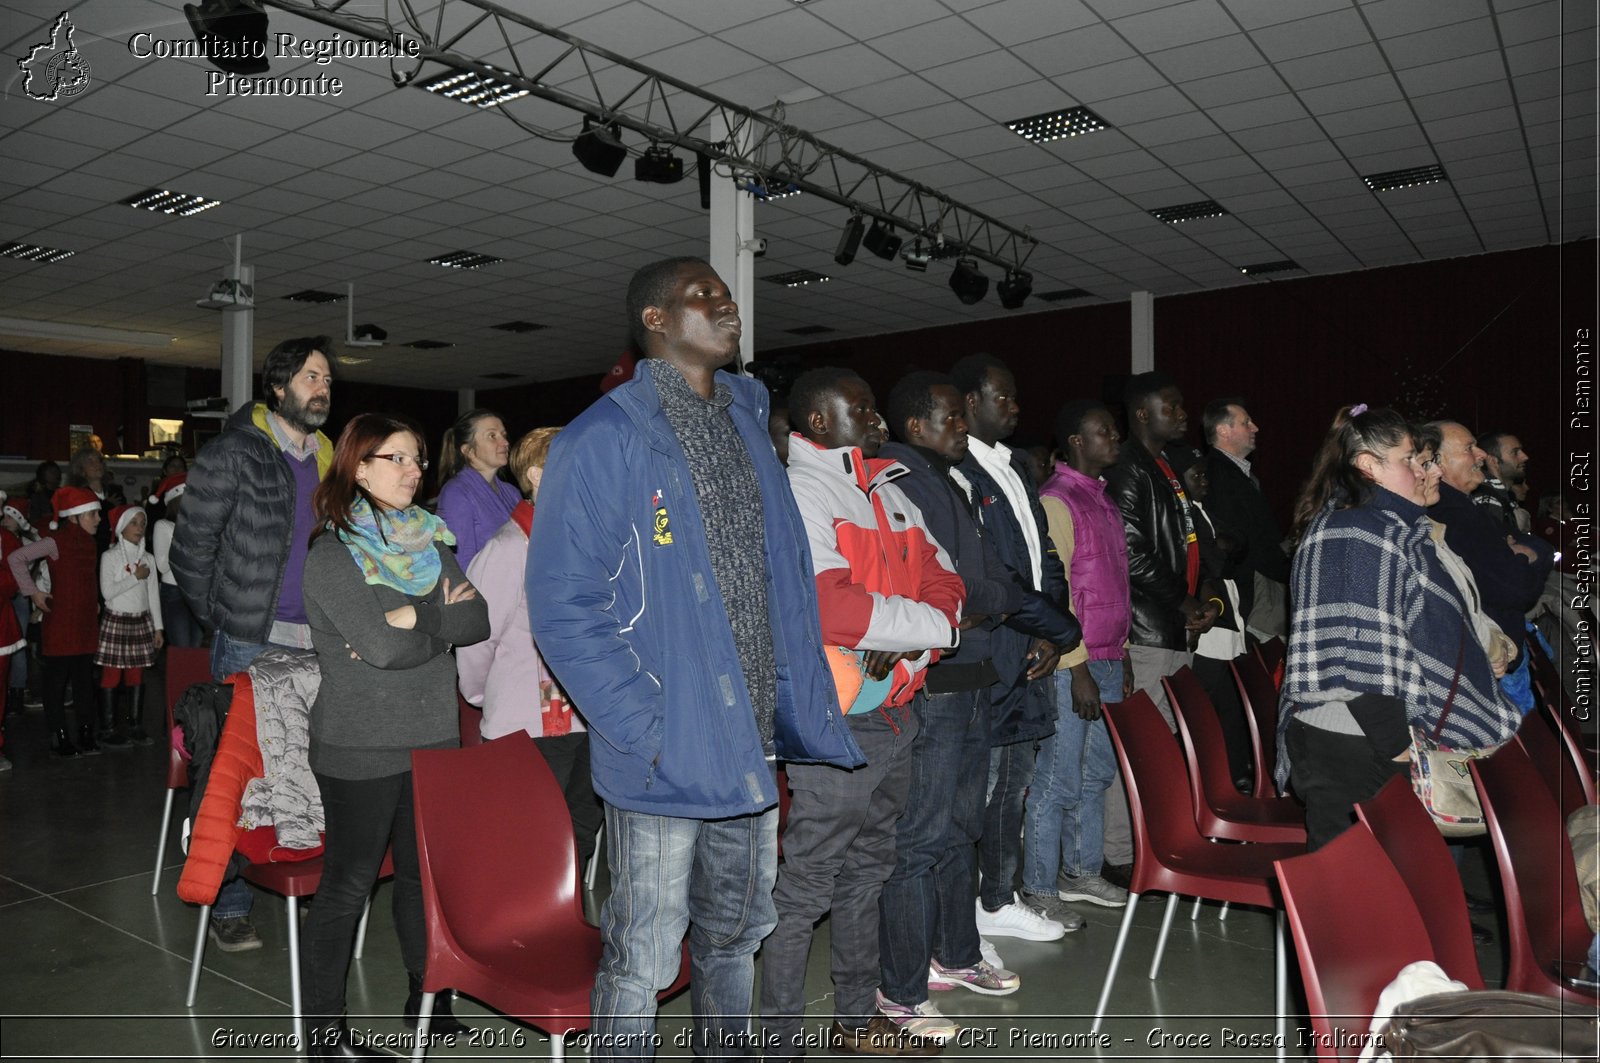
[366, 452, 429, 471]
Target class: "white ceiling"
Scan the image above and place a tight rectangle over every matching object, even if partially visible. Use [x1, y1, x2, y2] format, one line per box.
[1, 0, 1595, 389]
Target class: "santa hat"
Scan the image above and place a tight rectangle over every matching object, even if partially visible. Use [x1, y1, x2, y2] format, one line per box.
[0, 490, 32, 536]
[109, 504, 146, 539]
[50, 486, 101, 530]
[149, 473, 187, 506]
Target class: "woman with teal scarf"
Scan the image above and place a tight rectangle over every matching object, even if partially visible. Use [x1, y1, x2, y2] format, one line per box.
[298, 413, 490, 1060]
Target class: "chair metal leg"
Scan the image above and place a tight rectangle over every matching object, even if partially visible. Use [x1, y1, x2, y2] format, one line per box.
[151, 788, 175, 895]
[410, 992, 436, 1063]
[1218, 900, 1230, 921]
[185, 903, 210, 1006]
[1190, 895, 1203, 920]
[286, 896, 304, 1053]
[1149, 892, 1180, 979]
[584, 824, 603, 892]
[353, 893, 372, 959]
[1275, 910, 1288, 1063]
[552, 1029, 565, 1062]
[1090, 891, 1142, 1034]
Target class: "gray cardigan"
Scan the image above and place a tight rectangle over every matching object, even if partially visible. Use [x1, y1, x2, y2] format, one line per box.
[302, 533, 490, 779]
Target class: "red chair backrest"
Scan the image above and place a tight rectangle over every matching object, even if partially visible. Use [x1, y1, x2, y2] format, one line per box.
[1164, 667, 1237, 820]
[164, 646, 212, 789]
[1231, 653, 1280, 791]
[1354, 776, 1485, 989]
[1274, 824, 1437, 1062]
[412, 733, 591, 970]
[1103, 693, 1209, 865]
[1253, 636, 1285, 687]
[1470, 742, 1593, 998]
[1516, 708, 1591, 818]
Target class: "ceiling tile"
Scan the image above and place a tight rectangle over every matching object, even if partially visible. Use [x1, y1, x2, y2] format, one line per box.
[869, 16, 999, 68]
[1276, 45, 1390, 90]
[1183, 66, 1287, 108]
[1055, 57, 1170, 102]
[1250, 8, 1373, 62]
[1395, 52, 1509, 97]
[1221, 0, 1353, 31]
[1296, 73, 1405, 114]
[1011, 24, 1138, 77]
[1208, 93, 1310, 131]
[1146, 33, 1265, 82]
[1113, 0, 1239, 53]
[719, 10, 856, 63]
[961, 0, 1100, 47]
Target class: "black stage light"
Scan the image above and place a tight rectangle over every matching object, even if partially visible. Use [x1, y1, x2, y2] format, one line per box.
[573, 117, 628, 177]
[904, 241, 931, 273]
[834, 214, 865, 266]
[862, 219, 903, 261]
[948, 257, 987, 303]
[184, 0, 270, 75]
[635, 145, 685, 184]
[996, 269, 1032, 309]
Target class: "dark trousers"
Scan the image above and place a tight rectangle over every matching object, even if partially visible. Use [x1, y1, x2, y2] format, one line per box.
[535, 731, 603, 868]
[1284, 718, 1408, 851]
[978, 739, 1036, 909]
[43, 653, 94, 736]
[1194, 653, 1253, 786]
[158, 583, 202, 648]
[300, 770, 426, 1022]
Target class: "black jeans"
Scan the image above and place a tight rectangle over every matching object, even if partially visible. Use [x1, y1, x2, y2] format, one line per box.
[1284, 718, 1408, 851]
[535, 732, 603, 869]
[300, 770, 425, 1022]
[43, 653, 94, 736]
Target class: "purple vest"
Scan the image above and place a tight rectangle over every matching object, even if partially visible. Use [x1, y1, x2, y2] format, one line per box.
[1040, 462, 1131, 661]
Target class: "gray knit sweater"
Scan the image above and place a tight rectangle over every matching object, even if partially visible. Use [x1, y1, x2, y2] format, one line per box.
[302, 533, 490, 779]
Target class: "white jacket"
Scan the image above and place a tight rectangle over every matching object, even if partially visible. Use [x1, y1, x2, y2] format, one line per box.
[100, 540, 163, 629]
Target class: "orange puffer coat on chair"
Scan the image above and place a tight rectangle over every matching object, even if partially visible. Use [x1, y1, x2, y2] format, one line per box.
[177, 674, 263, 905]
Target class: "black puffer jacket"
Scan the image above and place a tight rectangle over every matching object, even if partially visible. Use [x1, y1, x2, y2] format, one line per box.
[172, 403, 331, 642]
[1104, 440, 1191, 651]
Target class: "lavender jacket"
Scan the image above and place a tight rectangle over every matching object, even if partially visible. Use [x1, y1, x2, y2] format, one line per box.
[436, 470, 521, 570]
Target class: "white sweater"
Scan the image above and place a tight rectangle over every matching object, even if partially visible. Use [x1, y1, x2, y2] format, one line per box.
[100, 540, 163, 629]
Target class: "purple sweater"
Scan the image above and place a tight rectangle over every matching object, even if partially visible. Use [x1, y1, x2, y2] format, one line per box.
[436, 470, 521, 571]
[276, 452, 321, 625]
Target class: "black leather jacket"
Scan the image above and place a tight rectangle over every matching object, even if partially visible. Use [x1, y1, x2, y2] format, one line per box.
[1103, 439, 1192, 651]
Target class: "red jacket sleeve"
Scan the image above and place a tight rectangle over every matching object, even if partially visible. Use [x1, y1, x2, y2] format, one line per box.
[176, 676, 263, 905]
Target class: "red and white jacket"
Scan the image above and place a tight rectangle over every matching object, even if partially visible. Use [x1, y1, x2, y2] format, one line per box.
[787, 435, 965, 703]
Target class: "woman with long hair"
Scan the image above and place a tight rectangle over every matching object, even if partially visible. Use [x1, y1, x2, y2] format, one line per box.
[1279, 405, 1519, 849]
[433, 408, 518, 569]
[298, 413, 489, 1059]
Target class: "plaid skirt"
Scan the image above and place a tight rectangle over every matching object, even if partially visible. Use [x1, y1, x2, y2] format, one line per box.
[95, 610, 157, 669]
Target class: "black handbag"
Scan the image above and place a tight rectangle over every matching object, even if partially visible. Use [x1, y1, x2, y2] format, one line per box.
[1379, 989, 1598, 1061]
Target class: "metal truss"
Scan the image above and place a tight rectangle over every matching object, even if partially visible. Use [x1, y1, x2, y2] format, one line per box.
[264, 0, 1039, 273]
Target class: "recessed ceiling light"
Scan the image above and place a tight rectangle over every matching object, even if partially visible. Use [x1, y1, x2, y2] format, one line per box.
[403, 339, 456, 349]
[1150, 201, 1228, 224]
[1035, 288, 1093, 302]
[490, 320, 548, 333]
[1363, 164, 1448, 192]
[784, 325, 836, 335]
[121, 188, 222, 216]
[1239, 260, 1301, 276]
[417, 67, 530, 109]
[282, 289, 344, 303]
[762, 270, 831, 287]
[1, 241, 75, 264]
[428, 251, 502, 270]
[1005, 106, 1109, 143]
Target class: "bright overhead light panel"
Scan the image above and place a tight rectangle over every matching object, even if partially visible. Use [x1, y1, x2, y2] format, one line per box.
[1150, 200, 1229, 224]
[417, 67, 530, 108]
[1005, 106, 1109, 143]
[1363, 164, 1448, 192]
[0, 241, 75, 264]
[762, 270, 831, 288]
[1239, 259, 1301, 276]
[428, 251, 502, 270]
[122, 188, 222, 216]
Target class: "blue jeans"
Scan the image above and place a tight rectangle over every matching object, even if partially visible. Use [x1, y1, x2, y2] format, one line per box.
[877, 688, 989, 1007]
[979, 740, 1036, 910]
[1023, 661, 1121, 892]
[159, 583, 202, 648]
[592, 800, 778, 1062]
[208, 631, 273, 922]
[9, 595, 28, 690]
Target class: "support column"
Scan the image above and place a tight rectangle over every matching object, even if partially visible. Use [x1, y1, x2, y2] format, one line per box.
[457, 388, 476, 415]
[220, 264, 254, 413]
[708, 116, 756, 372]
[1130, 290, 1154, 374]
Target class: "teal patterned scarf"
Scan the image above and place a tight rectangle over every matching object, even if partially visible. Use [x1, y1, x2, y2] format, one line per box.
[338, 497, 456, 596]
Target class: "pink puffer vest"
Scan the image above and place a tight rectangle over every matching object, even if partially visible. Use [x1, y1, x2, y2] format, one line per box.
[1040, 462, 1132, 661]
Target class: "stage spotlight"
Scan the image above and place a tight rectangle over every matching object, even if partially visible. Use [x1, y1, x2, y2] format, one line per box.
[996, 269, 1033, 309]
[904, 241, 931, 273]
[573, 117, 627, 177]
[184, 0, 270, 74]
[834, 214, 865, 266]
[948, 257, 988, 304]
[862, 219, 903, 261]
[634, 145, 685, 184]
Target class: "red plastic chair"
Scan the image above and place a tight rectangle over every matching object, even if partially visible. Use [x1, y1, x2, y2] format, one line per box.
[152, 646, 212, 895]
[1163, 667, 1306, 844]
[1526, 637, 1598, 767]
[1273, 824, 1439, 1061]
[1516, 707, 1594, 818]
[1094, 694, 1303, 1055]
[409, 731, 689, 1061]
[1231, 653, 1281, 798]
[1470, 743, 1598, 1005]
[1253, 636, 1286, 688]
[1354, 776, 1485, 989]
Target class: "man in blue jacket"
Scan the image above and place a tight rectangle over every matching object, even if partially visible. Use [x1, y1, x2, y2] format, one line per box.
[527, 257, 863, 1062]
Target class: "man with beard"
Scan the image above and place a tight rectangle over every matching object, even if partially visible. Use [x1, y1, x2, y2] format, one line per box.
[1474, 431, 1531, 532]
[173, 336, 334, 954]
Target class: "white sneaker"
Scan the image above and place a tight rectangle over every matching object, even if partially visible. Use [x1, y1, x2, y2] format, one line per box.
[875, 990, 960, 1042]
[974, 893, 1065, 941]
[978, 937, 1004, 969]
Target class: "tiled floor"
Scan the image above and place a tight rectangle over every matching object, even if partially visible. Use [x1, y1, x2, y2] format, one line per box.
[0, 659, 1509, 1061]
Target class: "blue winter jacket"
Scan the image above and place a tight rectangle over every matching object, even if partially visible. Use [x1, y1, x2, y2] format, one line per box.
[526, 364, 864, 819]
